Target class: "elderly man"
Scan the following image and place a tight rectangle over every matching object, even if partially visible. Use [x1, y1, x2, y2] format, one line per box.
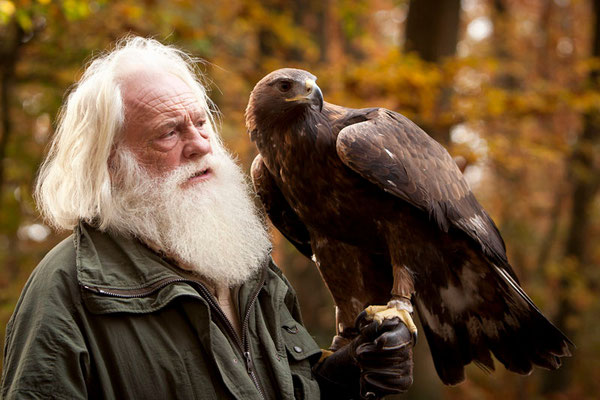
[1, 37, 412, 399]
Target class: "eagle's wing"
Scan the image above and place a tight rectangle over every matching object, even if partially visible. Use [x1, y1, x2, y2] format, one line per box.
[336, 108, 508, 270]
[251, 154, 313, 258]
[336, 108, 573, 383]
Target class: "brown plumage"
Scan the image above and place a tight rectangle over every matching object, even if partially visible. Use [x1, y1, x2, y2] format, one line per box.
[245, 68, 573, 385]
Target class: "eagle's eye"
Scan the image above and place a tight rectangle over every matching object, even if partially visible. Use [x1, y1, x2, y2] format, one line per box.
[277, 80, 292, 93]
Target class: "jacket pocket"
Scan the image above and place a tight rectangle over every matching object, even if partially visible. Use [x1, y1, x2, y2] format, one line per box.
[281, 318, 321, 399]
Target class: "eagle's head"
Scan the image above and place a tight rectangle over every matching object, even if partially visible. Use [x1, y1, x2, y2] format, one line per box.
[245, 68, 324, 134]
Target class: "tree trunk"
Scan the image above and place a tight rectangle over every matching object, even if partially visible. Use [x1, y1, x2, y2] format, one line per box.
[404, 0, 461, 62]
[404, 0, 461, 144]
[0, 20, 25, 283]
[0, 21, 24, 196]
[542, 0, 600, 393]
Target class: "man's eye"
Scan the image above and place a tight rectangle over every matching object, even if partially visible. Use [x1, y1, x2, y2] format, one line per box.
[278, 81, 292, 92]
[195, 120, 205, 128]
[161, 130, 176, 139]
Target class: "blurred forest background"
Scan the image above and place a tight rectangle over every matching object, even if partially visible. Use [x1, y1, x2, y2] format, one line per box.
[1, 0, 599, 398]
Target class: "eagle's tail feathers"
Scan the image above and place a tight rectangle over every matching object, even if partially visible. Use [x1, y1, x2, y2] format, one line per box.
[414, 256, 573, 386]
[493, 264, 540, 314]
[491, 262, 574, 353]
[415, 297, 498, 385]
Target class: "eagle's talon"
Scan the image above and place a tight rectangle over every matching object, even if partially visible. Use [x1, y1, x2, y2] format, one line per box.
[355, 310, 370, 331]
[360, 302, 418, 346]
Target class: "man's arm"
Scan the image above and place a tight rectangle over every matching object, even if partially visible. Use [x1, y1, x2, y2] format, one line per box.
[313, 318, 414, 399]
[2, 259, 89, 399]
[269, 258, 413, 398]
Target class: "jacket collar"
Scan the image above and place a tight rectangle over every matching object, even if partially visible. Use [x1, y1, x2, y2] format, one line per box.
[75, 221, 271, 315]
[76, 221, 186, 290]
[75, 221, 206, 314]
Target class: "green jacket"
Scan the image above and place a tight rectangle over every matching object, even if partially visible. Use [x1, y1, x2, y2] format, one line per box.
[1, 223, 322, 399]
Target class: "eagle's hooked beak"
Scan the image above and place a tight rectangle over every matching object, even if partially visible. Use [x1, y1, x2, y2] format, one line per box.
[305, 79, 324, 112]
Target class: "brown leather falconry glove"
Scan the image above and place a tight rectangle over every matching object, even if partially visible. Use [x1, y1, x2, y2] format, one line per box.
[313, 317, 413, 399]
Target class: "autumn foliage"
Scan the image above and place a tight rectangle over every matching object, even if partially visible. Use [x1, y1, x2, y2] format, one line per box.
[0, 0, 599, 398]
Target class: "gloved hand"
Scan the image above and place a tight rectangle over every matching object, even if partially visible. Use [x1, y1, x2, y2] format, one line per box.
[313, 316, 413, 399]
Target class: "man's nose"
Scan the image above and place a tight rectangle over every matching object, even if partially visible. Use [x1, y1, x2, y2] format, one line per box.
[182, 124, 212, 159]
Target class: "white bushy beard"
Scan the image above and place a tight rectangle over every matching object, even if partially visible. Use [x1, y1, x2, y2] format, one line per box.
[106, 146, 271, 287]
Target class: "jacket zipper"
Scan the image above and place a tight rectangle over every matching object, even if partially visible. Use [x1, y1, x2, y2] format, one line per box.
[82, 272, 268, 399]
[82, 277, 188, 298]
[193, 279, 267, 400]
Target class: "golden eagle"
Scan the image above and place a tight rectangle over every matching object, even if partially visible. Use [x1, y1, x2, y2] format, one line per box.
[245, 68, 572, 385]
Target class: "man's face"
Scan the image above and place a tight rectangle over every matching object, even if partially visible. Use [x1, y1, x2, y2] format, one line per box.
[120, 70, 213, 186]
[110, 69, 271, 285]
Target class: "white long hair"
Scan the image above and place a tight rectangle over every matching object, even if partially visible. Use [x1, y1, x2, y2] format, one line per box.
[35, 36, 219, 231]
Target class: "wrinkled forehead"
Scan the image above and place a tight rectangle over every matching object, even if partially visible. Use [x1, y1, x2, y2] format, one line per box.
[119, 70, 205, 122]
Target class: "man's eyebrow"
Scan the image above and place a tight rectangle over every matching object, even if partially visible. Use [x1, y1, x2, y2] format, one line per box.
[154, 119, 179, 133]
[191, 110, 207, 120]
